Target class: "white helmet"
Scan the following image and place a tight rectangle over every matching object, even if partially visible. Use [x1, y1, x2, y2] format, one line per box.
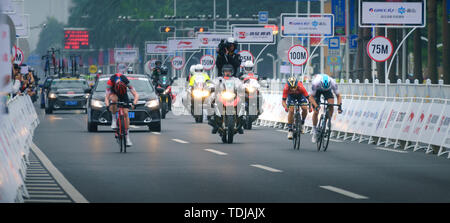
[190, 65, 196, 74]
[244, 60, 254, 72]
[195, 64, 204, 73]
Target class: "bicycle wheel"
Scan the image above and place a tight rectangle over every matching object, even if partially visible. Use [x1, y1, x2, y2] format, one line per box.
[294, 113, 301, 150]
[317, 115, 325, 151]
[120, 115, 126, 153]
[323, 116, 331, 152]
[117, 117, 123, 153]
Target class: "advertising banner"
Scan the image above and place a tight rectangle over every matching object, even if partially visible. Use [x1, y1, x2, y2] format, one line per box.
[232, 26, 274, 44]
[197, 33, 231, 48]
[146, 42, 169, 54]
[168, 38, 200, 52]
[434, 102, 450, 147]
[418, 101, 445, 145]
[282, 15, 334, 37]
[360, 1, 425, 27]
[332, 0, 346, 35]
[114, 48, 139, 63]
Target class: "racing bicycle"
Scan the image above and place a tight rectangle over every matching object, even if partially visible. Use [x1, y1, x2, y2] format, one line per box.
[109, 102, 133, 153]
[316, 102, 340, 152]
[291, 101, 307, 150]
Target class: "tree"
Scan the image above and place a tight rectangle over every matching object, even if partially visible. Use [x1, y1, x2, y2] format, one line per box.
[443, 0, 450, 84]
[34, 17, 65, 56]
[376, 28, 385, 83]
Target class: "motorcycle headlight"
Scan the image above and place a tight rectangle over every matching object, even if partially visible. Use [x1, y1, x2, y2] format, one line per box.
[49, 93, 57, 99]
[193, 89, 210, 98]
[91, 99, 105, 109]
[163, 88, 170, 94]
[221, 91, 236, 100]
[145, 99, 159, 109]
[246, 86, 256, 93]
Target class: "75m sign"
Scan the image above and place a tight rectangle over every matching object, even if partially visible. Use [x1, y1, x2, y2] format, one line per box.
[367, 36, 393, 62]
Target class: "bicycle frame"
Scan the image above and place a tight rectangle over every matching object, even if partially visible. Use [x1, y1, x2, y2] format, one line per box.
[110, 102, 131, 153]
[316, 101, 340, 151]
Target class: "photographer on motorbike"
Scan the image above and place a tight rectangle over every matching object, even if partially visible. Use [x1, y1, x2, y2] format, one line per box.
[216, 37, 241, 77]
[207, 64, 245, 135]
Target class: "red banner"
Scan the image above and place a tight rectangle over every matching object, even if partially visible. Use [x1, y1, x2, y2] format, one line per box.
[98, 49, 104, 66]
[109, 48, 115, 65]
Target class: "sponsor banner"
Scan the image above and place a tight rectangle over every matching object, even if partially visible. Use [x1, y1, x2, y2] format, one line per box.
[407, 100, 429, 142]
[434, 102, 450, 147]
[363, 99, 385, 136]
[283, 15, 334, 37]
[146, 43, 168, 54]
[233, 27, 274, 44]
[168, 38, 200, 52]
[361, 2, 424, 26]
[386, 99, 410, 141]
[419, 101, 445, 145]
[197, 33, 231, 48]
[114, 48, 139, 63]
[373, 100, 394, 137]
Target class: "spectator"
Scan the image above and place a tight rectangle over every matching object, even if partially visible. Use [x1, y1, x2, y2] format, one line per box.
[11, 64, 22, 97]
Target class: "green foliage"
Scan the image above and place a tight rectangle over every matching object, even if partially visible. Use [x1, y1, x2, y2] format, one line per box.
[34, 17, 65, 56]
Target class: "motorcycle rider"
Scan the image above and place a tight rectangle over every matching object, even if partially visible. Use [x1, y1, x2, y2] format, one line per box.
[127, 67, 134, 74]
[151, 60, 163, 85]
[216, 37, 241, 77]
[189, 64, 211, 88]
[207, 64, 245, 134]
[156, 65, 174, 111]
[240, 61, 258, 82]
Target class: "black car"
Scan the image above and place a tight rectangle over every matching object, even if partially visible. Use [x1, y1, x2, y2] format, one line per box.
[39, 76, 55, 108]
[44, 78, 91, 114]
[87, 74, 161, 132]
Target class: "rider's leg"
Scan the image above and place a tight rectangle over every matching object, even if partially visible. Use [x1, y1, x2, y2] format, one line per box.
[109, 94, 118, 129]
[123, 108, 133, 146]
[327, 98, 335, 125]
[301, 105, 308, 124]
[287, 106, 294, 130]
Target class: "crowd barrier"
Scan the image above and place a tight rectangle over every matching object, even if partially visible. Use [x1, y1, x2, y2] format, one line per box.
[256, 90, 450, 158]
[0, 95, 40, 203]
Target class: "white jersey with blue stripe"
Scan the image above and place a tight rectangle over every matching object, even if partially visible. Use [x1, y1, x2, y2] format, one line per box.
[310, 74, 339, 96]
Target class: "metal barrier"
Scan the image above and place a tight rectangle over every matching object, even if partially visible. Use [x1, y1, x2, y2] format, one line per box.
[0, 95, 40, 202]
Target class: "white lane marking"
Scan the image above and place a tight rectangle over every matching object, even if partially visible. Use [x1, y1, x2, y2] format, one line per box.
[152, 132, 161, 135]
[129, 125, 139, 129]
[250, 164, 283, 173]
[375, 147, 408, 153]
[30, 143, 89, 203]
[329, 139, 343, 143]
[28, 191, 65, 194]
[29, 194, 69, 199]
[26, 183, 59, 187]
[27, 187, 61, 190]
[52, 117, 64, 120]
[26, 180, 56, 183]
[277, 130, 289, 133]
[172, 139, 189, 144]
[26, 177, 53, 180]
[320, 186, 369, 199]
[204, 149, 228, 156]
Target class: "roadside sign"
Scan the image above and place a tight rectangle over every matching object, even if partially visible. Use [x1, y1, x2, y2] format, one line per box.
[13, 45, 24, 65]
[349, 34, 358, 49]
[328, 37, 340, 49]
[328, 49, 340, 56]
[232, 25, 275, 44]
[89, 65, 98, 74]
[287, 45, 309, 66]
[238, 50, 254, 68]
[281, 13, 334, 37]
[171, 56, 185, 70]
[258, 11, 269, 24]
[367, 36, 393, 62]
[200, 55, 215, 70]
[327, 56, 341, 66]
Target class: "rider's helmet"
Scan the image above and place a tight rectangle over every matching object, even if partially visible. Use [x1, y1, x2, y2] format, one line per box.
[320, 74, 331, 90]
[195, 64, 204, 73]
[127, 67, 133, 74]
[225, 37, 237, 52]
[190, 65, 196, 74]
[114, 78, 128, 96]
[243, 60, 254, 73]
[287, 76, 298, 90]
[222, 64, 234, 77]
[160, 66, 168, 75]
[154, 60, 162, 68]
[98, 69, 103, 74]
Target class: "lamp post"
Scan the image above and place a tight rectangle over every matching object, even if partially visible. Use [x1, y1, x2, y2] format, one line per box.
[267, 53, 276, 79]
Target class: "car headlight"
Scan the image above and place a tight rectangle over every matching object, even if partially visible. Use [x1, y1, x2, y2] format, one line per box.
[49, 93, 57, 99]
[221, 91, 236, 100]
[145, 99, 159, 108]
[91, 99, 105, 108]
[192, 89, 210, 98]
[85, 94, 90, 99]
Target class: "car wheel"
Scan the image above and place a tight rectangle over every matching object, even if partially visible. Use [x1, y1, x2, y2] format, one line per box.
[88, 122, 98, 132]
[149, 122, 161, 132]
[45, 106, 53, 114]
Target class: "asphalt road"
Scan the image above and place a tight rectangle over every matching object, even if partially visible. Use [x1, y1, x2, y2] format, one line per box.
[32, 105, 450, 203]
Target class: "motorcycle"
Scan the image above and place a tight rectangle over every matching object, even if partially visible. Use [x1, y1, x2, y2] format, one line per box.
[242, 78, 263, 130]
[155, 75, 177, 119]
[210, 78, 245, 144]
[189, 75, 211, 123]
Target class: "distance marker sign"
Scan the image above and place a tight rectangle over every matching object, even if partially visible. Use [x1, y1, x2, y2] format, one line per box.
[367, 36, 393, 62]
[200, 55, 215, 70]
[238, 50, 254, 68]
[288, 45, 308, 66]
[171, 56, 185, 70]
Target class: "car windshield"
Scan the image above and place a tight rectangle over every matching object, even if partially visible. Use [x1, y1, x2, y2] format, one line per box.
[51, 80, 88, 90]
[95, 78, 154, 93]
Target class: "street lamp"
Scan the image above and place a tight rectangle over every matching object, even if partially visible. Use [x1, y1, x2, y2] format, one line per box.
[267, 53, 276, 79]
[255, 58, 264, 74]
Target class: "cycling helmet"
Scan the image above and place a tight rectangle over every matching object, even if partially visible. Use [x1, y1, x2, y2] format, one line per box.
[190, 65, 196, 74]
[243, 60, 254, 72]
[114, 80, 128, 96]
[320, 74, 331, 90]
[222, 64, 234, 76]
[195, 64, 204, 73]
[287, 76, 298, 89]
[154, 60, 162, 68]
[160, 66, 168, 75]
[127, 67, 133, 74]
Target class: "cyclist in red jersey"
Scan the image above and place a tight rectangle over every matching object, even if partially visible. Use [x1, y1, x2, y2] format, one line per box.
[282, 76, 318, 140]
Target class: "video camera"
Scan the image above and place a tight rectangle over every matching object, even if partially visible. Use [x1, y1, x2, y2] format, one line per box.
[218, 39, 227, 56]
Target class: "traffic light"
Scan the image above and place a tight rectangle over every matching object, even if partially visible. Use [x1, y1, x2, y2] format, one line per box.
[194, 26, 209, 33]
[160, 26, 175, 33]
